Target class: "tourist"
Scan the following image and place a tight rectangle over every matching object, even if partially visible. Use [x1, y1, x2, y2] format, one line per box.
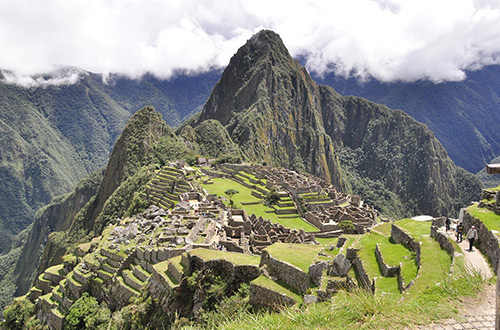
[466, 225, 478, 251]
[445, 218, 451, 231]
[456, 222, 464, 242]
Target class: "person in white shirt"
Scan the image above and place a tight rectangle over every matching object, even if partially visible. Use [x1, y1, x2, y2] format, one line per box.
[466, 225, 478, 251]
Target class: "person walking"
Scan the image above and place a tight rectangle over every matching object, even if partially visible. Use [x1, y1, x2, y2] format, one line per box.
[466, 225, 478, 251]
[456, 222, 464, 242]
[445, 218, 451, 231]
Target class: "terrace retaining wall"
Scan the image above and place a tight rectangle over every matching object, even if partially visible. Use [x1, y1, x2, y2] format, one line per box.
[260, 250, 311, 294]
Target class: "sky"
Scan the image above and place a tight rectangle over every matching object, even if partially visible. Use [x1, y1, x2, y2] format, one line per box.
[1, 0, 500, 86]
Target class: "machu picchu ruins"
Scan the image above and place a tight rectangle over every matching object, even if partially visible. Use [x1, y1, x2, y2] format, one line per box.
[18, 160, 499, 330]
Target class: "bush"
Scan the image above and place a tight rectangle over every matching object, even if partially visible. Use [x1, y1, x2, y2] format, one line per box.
[2, 299, 35, 330]
[65, 293, 110, 330]
[265, 189, 280, 206]
[339, 220, 356, 233]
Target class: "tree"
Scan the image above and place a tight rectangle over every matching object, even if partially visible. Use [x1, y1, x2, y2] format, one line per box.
[224, 189, 239, 208]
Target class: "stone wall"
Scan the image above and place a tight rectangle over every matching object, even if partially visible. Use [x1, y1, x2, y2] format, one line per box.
[249, 282, 296, 308]
[375, 244, 400, 277]
[430, 226, 455, 257]
[397, 262, 415, 293]
[260, 250, 311, 294]
[463, 211, 500, 272]
[346, 248, 374, 292]
[391, 224, 421, 270]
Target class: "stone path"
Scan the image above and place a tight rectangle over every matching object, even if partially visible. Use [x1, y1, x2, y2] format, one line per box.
[415, 229, 495, 329]
[457, 239, 494, 279]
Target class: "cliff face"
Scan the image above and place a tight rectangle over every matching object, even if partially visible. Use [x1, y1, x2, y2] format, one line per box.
[192, 30, 482, 216]
[196, 30, 343, 186]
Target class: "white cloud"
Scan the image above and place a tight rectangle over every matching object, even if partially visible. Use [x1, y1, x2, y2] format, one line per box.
[1, 0, 500, 85]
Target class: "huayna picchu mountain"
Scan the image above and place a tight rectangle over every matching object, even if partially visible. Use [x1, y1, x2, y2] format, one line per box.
[186, 30, 482, 218]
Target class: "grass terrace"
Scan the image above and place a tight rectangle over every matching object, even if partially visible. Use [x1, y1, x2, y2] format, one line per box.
[408, 236, 452, 295]
[394, 218, 431, 239]
[467, 203, 500, 233]
[189, 248, 260, 266]
[201, 177, 318, 232]
[352, 232, 400, 294]
[251, 275, 302, 303]
[264, 243, 323, 273]
[315, 237, 338, 246]
[372, 222, 392, 236]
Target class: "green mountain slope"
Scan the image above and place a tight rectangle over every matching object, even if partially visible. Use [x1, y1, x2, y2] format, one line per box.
[0, 71, 216, 256]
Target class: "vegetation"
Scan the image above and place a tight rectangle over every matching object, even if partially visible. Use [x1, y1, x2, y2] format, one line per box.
[65, 293, 111, 330]
[224, 189, 239, 208]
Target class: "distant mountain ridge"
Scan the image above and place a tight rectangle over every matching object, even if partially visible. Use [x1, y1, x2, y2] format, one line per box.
[313, 66, 500, 174]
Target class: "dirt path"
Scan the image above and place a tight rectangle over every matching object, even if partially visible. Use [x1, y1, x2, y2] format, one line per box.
[414, 229, 496, 329]
[457, 239, 494, 279]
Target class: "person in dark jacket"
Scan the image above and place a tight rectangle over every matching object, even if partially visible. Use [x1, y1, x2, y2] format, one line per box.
[445, 218, 451, 231]
[456, 222, 464, 243]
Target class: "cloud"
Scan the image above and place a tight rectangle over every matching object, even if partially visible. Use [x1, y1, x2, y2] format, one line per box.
[1, 0, 500, 85]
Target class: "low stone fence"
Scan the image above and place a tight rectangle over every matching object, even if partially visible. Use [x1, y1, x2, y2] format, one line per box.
[260, 250, 311, 294]
[391, 224, 421, 270]
[346, 248, 374, 293]
[375, 244, 399, 277]
[397, 262, 415, 292]
[430, 226, 455, 257]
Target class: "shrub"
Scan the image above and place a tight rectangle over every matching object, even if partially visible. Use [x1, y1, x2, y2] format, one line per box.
[65, 293, 110, 330]
[2, 299, 35, 330]
[339, 220, 356, 233]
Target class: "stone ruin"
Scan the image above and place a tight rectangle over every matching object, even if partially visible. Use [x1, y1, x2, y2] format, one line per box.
[220, 164, 378, 234]
[221, 209, 317, 254]
[479, 188, 500, 214]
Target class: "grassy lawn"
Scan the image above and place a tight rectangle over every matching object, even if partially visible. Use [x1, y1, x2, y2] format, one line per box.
[394, 218, 431, 239]
[408, 236, 452, 295]
[264, 243, 322, 273]
[378, 243, 418, 284]
[315, 237, 338, 246]
[201, 177, 318, 232]
[45, 264, 64, 275]
[372, 222, 392, 236]
[467, 203, 500, 233]
[189, 248, 260, 266]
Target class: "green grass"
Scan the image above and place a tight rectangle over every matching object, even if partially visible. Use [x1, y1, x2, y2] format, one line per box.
[467, 203, 500, 233]
[372, 222, 392, 236]
[45, 264, 64, 276]
[251, 275, 302, 303]
[394, 218, 431, 239]
[408, 236, 452, 295]
[377, 243, 417, 283]
[189, 248, 260, 266]
[264, 243, 322, 273]
[215, 272, 487, 330]
[201, 177, 318, 232]
[315, 237, 338, 246]
[352, 232, 400, 294]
